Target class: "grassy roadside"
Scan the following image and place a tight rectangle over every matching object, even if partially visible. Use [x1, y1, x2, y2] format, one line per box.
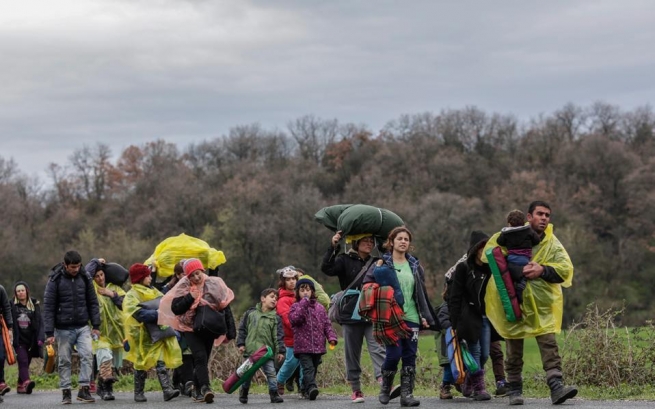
[8, 333, 654, 400]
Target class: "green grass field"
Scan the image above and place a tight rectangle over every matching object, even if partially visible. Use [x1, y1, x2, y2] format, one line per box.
[4, 333, 655, 400]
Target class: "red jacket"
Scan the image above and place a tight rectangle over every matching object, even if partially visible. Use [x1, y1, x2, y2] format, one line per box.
[276, 288, 296, 347]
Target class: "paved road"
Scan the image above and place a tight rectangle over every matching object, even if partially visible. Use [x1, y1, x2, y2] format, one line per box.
[2, 391, 653, 408]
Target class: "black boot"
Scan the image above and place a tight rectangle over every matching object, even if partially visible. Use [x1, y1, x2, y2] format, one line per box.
[269, 390, 284, 403]
[239, 386, 249, 404]
[400, 367, 420, 407]
[200, 385, 214, 404]
[96, 379, 106, 400]
[77, 386, 96, 403]
[548, 377, 577, 405]
[62, 389, 72, 404]
[156, 363, 180, 402]
[508, 381, 524, 406]
[103, 380, 115, 401]
[183, 381, 194, 397]
[134, 370, 148, 402]
[378, 369, 396, 404]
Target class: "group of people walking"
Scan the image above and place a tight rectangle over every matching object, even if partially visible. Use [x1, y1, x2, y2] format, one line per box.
[0, 200, 577, 407]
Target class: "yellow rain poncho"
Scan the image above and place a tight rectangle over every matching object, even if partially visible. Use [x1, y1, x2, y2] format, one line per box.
[93, 281, 126, 352]
[123, 284, 182, 370]
[483, 224, 574, 339]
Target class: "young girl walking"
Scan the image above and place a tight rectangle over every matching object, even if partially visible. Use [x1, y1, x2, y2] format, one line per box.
[288, 278, 337, 401]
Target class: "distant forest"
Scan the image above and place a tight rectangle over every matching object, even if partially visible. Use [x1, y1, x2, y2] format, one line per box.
[2, 102, 654, 326]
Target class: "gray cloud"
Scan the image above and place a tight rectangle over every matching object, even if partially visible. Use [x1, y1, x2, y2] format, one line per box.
[1, 0, 654, 179]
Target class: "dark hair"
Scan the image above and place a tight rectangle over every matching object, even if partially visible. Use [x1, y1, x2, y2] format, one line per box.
[173, 262, 184, 276]
[295, 282, 316, 301]
[278, 274, 298, 289]
[528, 201, 551, 215]
[64, 250, 82, 265]
[294, 267, 306, 276]
[260, 288, 278, 298]
[352, 236, 374, 251]
[507, 210, 526, 227]
[383, 226, 414, 253]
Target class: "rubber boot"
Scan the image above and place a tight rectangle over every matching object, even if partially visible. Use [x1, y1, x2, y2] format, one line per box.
[134, 370, 148, 402]
[239, 386, 249, 404]
[103, 380, 115, 401]
[156, 363, 180, 402]
[399, 366, 420, 407]
[269, 390, 284, 403]
[548, 377, 577, 405]
[508, 381, 524, 406]
[470, 370, 491, 401]
[378, 369, 396, 404]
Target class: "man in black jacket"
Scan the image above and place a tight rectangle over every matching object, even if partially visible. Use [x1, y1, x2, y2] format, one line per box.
[321, 231, 385, 404]
[0, 284, 14, 401]
[44, 250, 101, 404]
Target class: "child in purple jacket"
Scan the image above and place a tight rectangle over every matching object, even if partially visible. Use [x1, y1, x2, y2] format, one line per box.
[288, 278, 337, 401]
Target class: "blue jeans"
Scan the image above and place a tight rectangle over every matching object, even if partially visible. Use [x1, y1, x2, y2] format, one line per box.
[242, 359, 277, 391]
[276, 347, 303, 385]
[56, 327, 94, 389]
[382, 321, 419, 370]
[442, 363, 454, 384]
[467, 316, 491, 369]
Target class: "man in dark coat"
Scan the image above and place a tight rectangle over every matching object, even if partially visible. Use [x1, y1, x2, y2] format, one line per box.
[43, 250, 101, 404]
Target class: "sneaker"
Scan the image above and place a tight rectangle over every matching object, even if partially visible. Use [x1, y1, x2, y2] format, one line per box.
[0, 382, 10, 396]
[308, 387, 319, 401]
[495, 380, 509, 396]
[351, 390, 365, 403]
[25, 380, 36, 395]
[77, 386, 96, 403]
[62, 389, 72, 405]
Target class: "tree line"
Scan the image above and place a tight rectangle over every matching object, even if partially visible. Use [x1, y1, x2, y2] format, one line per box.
[1, 101, 654, 325]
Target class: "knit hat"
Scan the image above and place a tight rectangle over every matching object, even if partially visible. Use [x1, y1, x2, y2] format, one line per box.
[129, 263, 151, 284]
[468, 230, 489, 254]
[276, 265, 298, 278]
[183, 258, 205, 276]
[296, 278, 315, 291]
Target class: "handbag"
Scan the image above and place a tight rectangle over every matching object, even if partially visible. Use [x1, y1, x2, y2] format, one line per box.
[328, 257, 375, 324]
[193, 304, 226, 338]
[43, 344, 56, 374]
[1, 316, 15, 365]
[138, 298, 177, 342]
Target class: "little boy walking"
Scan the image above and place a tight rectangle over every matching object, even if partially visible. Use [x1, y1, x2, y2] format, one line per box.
[236, 288, 286, 404]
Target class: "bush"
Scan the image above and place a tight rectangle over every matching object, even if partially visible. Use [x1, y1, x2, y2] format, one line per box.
[562, 303, 655, 387]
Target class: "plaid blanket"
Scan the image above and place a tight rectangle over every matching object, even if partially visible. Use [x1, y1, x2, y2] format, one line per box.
[359, 283, 412, 345]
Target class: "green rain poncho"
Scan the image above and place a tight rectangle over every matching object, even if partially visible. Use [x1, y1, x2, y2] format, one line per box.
[93, 281, 126, 352]
[123, 284, 182, 370]
[483, 224, 574, 339]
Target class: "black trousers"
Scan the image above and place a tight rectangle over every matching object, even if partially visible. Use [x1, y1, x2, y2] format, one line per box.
[183, 332, 214, 388]
[297, 353, 322, 392]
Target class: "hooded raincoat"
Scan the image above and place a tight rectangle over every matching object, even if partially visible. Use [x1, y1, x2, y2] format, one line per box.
[123, 284, 182, 370]
[93, 281, 126, 352]
[483, 224, 574, 339]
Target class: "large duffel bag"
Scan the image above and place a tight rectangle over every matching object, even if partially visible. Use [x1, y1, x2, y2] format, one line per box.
[315, 204, 405, 243]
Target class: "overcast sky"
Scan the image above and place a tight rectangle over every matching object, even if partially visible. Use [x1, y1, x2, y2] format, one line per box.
[2, 0, 654, 180]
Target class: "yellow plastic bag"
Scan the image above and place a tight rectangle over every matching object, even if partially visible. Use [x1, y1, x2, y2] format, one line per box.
[145, 233, 226, 278]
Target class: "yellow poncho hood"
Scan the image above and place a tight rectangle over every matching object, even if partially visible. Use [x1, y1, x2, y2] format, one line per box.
[93, 281, 126, 351]
[483, 224, 574, 339]
[123, 284, 182, 370]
